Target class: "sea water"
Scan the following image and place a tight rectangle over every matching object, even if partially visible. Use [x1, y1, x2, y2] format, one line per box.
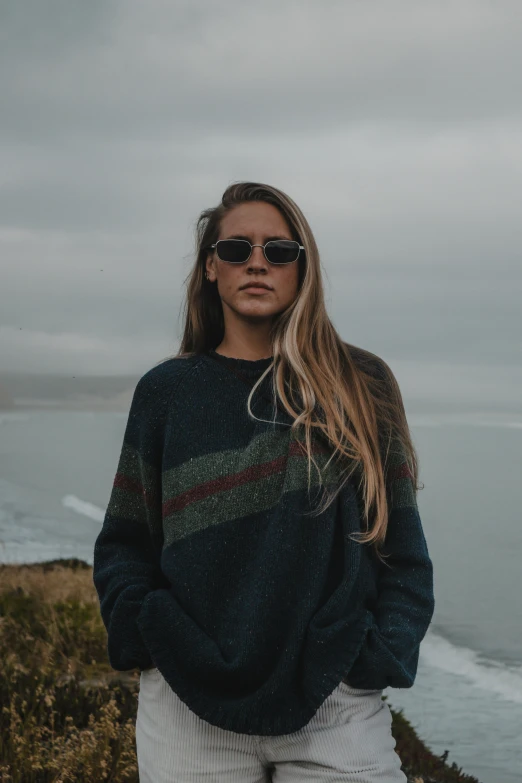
[0, 408, 521, 783]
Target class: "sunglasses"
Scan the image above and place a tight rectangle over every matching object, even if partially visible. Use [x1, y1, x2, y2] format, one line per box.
[208, 239, 304, 265]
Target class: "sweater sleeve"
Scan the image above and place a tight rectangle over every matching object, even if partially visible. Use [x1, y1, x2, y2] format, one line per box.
[92, 369, 169, 672]
[348, 434, 435, 689]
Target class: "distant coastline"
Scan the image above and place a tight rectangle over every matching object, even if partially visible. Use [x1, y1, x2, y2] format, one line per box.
[0, 370, 140, 412]
[7, 396, 132, 412]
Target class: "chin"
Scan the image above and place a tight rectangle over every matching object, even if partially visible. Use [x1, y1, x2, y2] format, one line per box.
[238, 306, 277, 320]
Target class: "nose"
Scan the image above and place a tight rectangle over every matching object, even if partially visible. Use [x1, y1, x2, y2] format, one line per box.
[248, 245, 268, 267]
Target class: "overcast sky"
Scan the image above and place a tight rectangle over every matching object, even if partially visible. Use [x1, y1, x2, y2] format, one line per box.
[1, 1, 521, 409]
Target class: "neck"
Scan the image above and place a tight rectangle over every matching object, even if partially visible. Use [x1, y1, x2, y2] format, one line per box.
[217, 309, 274, 360]
[215, 335, 273, 361]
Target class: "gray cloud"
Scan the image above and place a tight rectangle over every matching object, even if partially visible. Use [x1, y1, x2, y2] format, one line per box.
[3, 0, 522, 143]
[1, 0, 521, 406]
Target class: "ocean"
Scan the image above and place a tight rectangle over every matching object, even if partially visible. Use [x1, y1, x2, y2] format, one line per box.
[0, 407, 521, 783]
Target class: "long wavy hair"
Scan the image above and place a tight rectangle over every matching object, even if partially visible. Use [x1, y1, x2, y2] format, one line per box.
[165, 181, 421, 564]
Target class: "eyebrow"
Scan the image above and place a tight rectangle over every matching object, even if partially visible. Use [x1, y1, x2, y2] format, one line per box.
[225, 234, 292, 242]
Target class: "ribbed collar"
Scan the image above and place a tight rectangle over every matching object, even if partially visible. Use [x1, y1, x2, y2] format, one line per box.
[205, 348, 274, 378]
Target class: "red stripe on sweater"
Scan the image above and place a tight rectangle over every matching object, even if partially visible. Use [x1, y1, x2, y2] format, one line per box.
[163, 453, 289, 515]
[113, 473, 158, 508]
[390, 462, 413, 480]
[163, 440, 330, 516]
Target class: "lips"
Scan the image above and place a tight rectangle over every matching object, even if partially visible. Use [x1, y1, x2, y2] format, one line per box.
[241, 283, 272, 291]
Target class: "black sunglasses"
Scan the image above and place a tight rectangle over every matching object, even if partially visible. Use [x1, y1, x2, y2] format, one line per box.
[208, 239, 304, 265]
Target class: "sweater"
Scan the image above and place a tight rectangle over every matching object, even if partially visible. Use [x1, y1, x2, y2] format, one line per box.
[92, 347, 435, 736]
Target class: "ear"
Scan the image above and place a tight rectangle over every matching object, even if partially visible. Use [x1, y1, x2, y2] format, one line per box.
[205, 250, 216, 281]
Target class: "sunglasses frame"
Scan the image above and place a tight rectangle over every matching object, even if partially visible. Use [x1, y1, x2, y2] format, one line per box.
[208, 239, 304, 265]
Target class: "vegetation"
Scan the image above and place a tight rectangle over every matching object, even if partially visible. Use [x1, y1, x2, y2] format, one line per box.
[0, 558, 480, 782]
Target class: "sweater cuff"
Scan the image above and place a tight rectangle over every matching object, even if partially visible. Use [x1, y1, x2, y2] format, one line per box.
[346, 609, 416, 690]
[106, 585, 155, 672]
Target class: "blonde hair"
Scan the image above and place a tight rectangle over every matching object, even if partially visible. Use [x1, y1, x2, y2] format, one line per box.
[165, 181, 421, 564]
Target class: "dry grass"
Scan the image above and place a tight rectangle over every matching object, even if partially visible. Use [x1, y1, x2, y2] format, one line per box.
[0, 560, 99, 605]
[0, 558, 480, 783]
[0, 558, 139, 782]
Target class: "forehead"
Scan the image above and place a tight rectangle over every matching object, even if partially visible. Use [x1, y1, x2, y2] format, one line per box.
[220, 201, 292, 238]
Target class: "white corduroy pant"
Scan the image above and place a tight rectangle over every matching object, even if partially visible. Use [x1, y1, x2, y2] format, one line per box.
[135, 668, 407, 782]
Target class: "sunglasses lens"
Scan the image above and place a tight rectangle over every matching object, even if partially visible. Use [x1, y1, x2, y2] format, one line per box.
[216, 240, 251, 263]
[265, 240, 300, 264]
[215, 239, 300, 264]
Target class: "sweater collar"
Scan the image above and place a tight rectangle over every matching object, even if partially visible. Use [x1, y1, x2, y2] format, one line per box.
[205, 348, 274, 378]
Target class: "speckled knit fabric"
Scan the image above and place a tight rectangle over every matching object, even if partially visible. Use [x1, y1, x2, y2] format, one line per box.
[92, 347, 435, 736]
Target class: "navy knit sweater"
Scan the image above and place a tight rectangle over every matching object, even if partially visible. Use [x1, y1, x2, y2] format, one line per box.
[92, 347, 435, 736]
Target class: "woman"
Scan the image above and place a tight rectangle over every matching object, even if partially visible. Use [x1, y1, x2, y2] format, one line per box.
[93, 181, 435, 782]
